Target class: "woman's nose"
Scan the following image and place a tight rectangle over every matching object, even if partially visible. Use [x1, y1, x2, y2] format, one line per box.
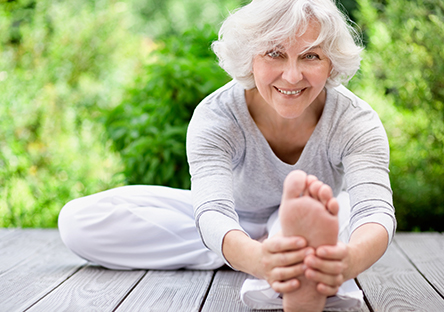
[281, 62, 303, 84]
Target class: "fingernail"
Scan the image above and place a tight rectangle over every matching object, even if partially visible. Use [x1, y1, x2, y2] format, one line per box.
[305, 249, 314, 256]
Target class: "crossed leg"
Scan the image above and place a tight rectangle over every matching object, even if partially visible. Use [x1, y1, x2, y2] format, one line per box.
[279, 170, 339, 312]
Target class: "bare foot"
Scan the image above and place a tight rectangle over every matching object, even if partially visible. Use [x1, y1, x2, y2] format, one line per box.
[279, 170, 339, 312]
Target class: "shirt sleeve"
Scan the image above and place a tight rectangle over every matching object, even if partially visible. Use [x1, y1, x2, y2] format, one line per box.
[335, 99, 397, 244]
[186, 96, 247, 266]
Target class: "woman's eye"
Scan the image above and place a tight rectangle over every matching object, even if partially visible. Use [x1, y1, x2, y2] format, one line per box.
[305, 53, 319, 60]
[267, 51, 281, 58]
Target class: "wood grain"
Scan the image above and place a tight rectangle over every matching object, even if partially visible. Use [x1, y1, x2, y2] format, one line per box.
[357, 241, 444, 312]
[0, 231, 86, 311]
[0, 229, 60, 274]
[27, 265, 145, 311]
[395, 232, 444, 297]
[2, 230, 444, 311]
[115, 270, 214, 311]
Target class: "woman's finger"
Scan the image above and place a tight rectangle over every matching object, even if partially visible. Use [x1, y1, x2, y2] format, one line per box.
[263, 235, 307, 253]
[317, 283, 340, 296]
[305, 268, 344, 288]
[316, 242, 347, 260]
[304, 254, 344, 275]
[269, 262, 305, 283]
[264, 247, 313, 269]
[271, 278, 300, 294]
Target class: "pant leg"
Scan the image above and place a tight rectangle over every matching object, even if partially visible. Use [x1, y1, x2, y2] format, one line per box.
[58, 185, 225, 270]
[337, 191, 351, 243]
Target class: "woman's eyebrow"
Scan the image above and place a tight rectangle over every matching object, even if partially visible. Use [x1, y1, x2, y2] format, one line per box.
[272, 44, 285, 50]
[304, 45, 321, 51]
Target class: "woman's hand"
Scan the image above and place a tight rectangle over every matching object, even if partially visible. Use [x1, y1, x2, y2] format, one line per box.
[259, 233, 312, 294]
[304, 223, 389, 296]
[303, 241, 350, 296]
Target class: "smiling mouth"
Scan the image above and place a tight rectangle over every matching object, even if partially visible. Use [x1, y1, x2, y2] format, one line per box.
[276, 87, 303, 95]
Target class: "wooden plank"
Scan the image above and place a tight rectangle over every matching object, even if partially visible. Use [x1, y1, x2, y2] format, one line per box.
[0, 231, 86, 311]
[26, 266, 145, 312]
[115, 270, 214, 311]
[0, 228, 17, 239]
[395, 232, 444, 297]
[0, 229, 60, 274]
[357, 241, 444, 311]
[201, 270, 282, 312]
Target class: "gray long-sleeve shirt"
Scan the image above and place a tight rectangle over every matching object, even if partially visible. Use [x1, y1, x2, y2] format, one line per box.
[187, 80, 396, 262]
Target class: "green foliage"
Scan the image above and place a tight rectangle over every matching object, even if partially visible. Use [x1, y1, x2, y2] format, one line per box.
[351, 0, 444, 231]
[105, 25, 231, 189]
[128, 0, 249, 38]
[0, 0, 140, 227]
[2, 0, 443, 232]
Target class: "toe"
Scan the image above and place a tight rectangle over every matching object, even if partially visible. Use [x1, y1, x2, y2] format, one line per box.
[327, 198, 340, 216]
[318, 184, 333, 206]
[283, 170, 307, 200]
[308, 181, 323, 200]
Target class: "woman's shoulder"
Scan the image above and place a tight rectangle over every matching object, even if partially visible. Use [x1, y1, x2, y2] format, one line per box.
[189, 81, 249, 132]
[326, 85, 384, 129]
[323, 86, 389, 159]
[187, 81, 247, 154]
[331, 85, 375, 113]
[193, 80, 245, 117]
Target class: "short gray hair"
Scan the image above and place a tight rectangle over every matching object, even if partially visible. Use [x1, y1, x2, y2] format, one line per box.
[212, 0, 363, 89]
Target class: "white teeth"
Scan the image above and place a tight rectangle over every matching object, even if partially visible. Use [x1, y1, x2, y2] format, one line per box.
[277, 88, 302, 95]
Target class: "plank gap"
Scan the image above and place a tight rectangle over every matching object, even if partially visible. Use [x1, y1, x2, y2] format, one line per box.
[393, 238, 444, 301]
[112, 270, 149, 312]
[23, 264, 87, 312]
[354, 277, 374, 312]
[198, 269, 217, 312]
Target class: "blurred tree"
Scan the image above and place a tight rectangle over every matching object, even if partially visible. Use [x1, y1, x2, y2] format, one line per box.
[352, 0, 444, 231]
[129, 0, 249, 38]
[105, 25, 231, 189]
[0, 0, 137, 227]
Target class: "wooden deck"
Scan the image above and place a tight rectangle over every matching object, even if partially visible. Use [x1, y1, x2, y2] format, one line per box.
[1, 229, 443, 311]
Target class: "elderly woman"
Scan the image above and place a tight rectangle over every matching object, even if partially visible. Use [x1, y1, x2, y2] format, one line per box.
[58, 0, 396, 311]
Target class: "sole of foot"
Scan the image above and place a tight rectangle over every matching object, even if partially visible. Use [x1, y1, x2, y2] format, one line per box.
[279, 170, 339, 312]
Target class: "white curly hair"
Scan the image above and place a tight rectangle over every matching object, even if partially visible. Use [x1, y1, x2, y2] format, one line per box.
[212, 0, 363, 89]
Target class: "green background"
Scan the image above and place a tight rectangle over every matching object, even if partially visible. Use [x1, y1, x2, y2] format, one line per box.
[0, 0, 443, 231]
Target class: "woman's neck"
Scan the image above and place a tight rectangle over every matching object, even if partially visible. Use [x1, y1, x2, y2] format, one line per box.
[245, 88, 326, 164]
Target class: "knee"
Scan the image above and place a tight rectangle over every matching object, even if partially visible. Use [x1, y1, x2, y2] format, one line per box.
[58, 199, 88, 256]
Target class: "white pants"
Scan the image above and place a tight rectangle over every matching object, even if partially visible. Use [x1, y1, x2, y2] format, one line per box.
[59, 185, 351, 271]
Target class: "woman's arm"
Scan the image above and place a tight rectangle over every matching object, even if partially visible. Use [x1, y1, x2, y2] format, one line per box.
[343, 222, 388, 280]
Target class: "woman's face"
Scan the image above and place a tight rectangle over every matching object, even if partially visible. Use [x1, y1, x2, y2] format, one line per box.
[251, 22, 332, 120]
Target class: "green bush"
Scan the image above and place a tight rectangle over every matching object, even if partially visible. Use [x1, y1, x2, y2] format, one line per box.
[351, 0, 444, 231]
[2, 0, 443, 231]
[105, 25, 231, 189]
[128, 0, 249, 38]
[0, 0, 140, 227]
